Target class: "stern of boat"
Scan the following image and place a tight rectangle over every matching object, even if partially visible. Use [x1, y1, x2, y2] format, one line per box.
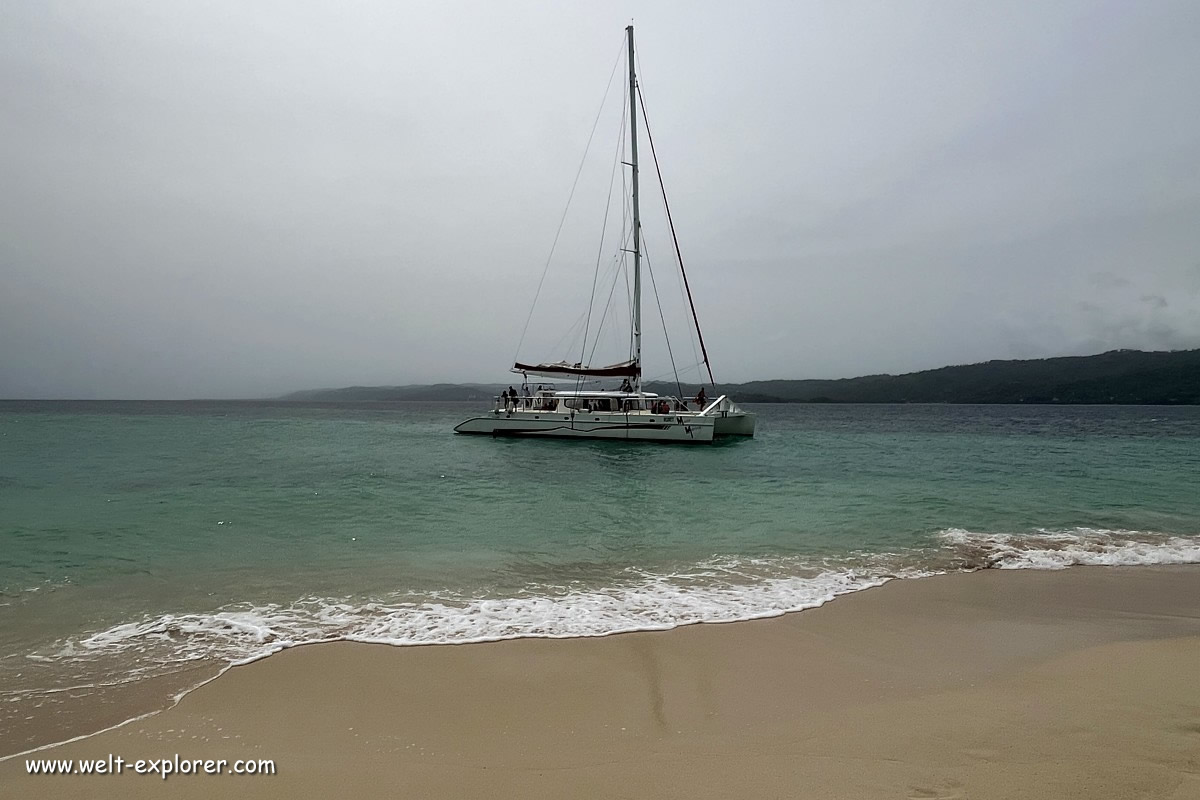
[699, 396, 756, 437]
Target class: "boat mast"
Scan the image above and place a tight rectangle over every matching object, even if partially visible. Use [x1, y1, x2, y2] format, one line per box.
[626, 25, 642, 393]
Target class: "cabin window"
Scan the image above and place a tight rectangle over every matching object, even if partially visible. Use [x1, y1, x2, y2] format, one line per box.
[560, 396, 626, 412]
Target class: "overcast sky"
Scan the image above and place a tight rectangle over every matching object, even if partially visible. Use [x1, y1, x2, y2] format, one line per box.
[2, 1, 1199, 399]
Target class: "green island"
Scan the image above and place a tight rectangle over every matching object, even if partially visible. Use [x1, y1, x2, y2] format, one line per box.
[283, 348, 1200, 404]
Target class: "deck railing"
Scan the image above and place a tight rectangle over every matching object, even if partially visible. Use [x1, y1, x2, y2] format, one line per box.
[491, 394, 708, 415]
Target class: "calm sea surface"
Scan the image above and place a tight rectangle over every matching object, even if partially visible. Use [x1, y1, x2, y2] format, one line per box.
[2, 401, 1198, 751]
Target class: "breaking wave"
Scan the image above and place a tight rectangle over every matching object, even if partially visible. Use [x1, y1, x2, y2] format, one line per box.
[25, 561, 903, 678]
[9, 527, 1198, 711]
[937, 527, 1200, 570]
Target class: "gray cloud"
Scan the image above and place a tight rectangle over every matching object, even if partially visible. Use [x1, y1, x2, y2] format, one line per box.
[2, 1, 1199, 398]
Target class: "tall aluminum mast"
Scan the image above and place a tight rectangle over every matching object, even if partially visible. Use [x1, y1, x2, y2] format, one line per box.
[626, 25, 642, 392]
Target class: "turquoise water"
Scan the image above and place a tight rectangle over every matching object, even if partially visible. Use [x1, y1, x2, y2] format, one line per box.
[2, 401, 1199, 748]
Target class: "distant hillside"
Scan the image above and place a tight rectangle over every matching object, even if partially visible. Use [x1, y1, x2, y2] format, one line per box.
[650, 349, 1200, 404]
[282, 349, 1200, 404]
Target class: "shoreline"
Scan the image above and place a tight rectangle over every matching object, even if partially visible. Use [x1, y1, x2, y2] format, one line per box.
[5, 526, 1196, 757]
[3, 564, 1199, 798]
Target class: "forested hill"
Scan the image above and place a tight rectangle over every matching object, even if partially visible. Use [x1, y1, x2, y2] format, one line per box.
[282, 349, 1200, 404]
[669, 349, 1200, 404]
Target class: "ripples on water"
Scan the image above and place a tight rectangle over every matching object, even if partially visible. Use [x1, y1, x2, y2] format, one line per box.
[1, 401, 1198, 748]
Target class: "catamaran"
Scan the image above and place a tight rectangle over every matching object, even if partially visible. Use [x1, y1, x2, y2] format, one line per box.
[455, 26, 755, 443]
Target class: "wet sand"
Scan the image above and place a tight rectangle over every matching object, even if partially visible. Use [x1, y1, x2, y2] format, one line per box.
[3, 565, 1199, 799]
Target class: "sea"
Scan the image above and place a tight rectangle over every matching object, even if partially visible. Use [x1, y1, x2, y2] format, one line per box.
[2, 400, 1199, 754]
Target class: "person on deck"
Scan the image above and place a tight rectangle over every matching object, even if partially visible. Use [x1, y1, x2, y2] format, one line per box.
[619, 378, 633, 393]
[695, 387, 707, 408]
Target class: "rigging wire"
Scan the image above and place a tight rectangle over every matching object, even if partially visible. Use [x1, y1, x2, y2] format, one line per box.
[581, 81, 629, 370]
[551, 307, 591, 361]
[641, 239, 684, 400]
[573, 80, 628, 396]
[513, 36, 712, 403]
[512, 37, 627, 368]
[620, 94, 633, 363]
[635, 57, 716, 387]
[587, 226, 635, 368]
[631, 53, 696, 375]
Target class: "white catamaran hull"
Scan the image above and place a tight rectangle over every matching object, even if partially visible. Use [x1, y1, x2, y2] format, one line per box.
[455, 411, 716, 443]
[713, 411, 756, 436]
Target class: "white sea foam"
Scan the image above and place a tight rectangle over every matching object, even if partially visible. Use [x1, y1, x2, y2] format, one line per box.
[938, 527, 1200, 570]
[16, 529, 1199, 705]
[34, 565, 899, 673]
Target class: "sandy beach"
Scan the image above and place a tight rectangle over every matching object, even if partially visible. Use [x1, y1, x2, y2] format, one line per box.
[3, 565, 1198, 799]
